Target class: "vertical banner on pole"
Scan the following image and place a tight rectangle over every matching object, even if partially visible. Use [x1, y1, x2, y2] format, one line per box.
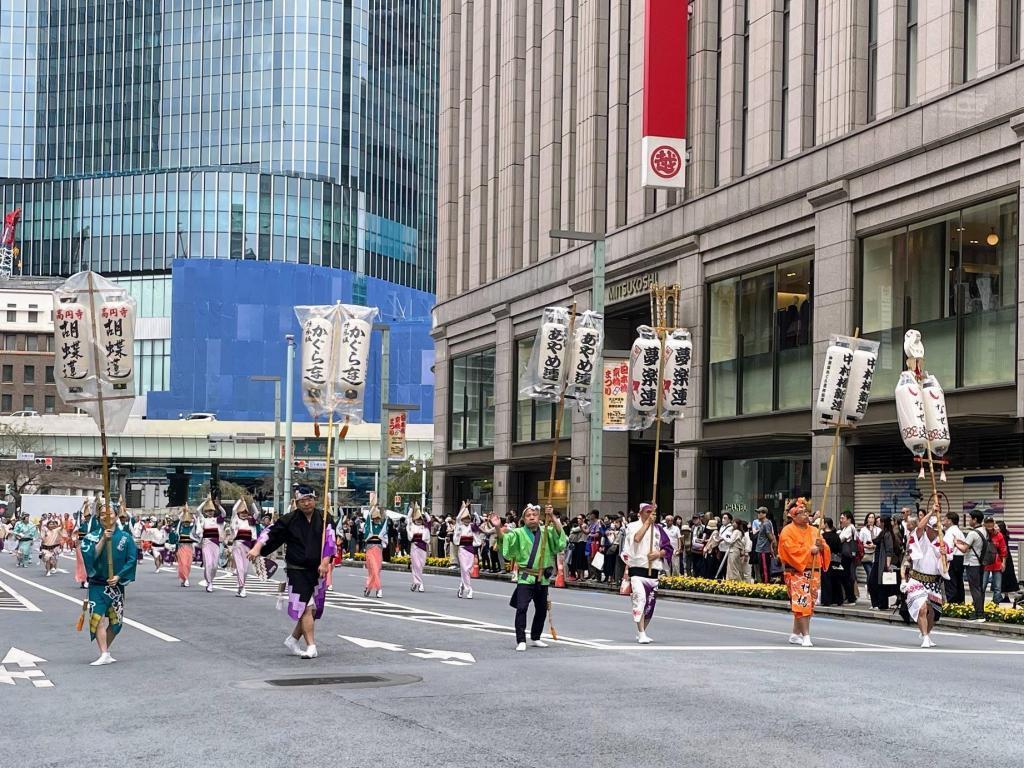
[641, 0, 688, 189]
[387, 411, 407, 459]
[602, 360, 629, 431]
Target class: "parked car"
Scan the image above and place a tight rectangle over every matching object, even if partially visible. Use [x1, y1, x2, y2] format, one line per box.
[9, 410, 40, 417]
[179, 412, 217, 421]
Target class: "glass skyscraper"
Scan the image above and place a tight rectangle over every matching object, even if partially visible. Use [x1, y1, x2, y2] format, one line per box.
[0, 0, 438, 294]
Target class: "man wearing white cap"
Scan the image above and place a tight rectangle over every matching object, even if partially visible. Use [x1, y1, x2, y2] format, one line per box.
[620, 503, 670, 644]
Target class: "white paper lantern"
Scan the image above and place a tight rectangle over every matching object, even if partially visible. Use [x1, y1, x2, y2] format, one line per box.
[54, 302, 93, 383]
[99, 300, 136, 383]
[895, 371, 928, 456]
[840, 347, 878, 424]
[301, 316, 335, 393]
[536, 317, 570, 389]
[661, 328, 692, 419]
[568, 322, 602, 394]
[630, 326, 662, 414]
[815, 344, 853, 427]
[337, 316, 372, 404]
[921, 374, 950, 457]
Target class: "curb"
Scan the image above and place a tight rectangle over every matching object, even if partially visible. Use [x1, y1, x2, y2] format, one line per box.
[335, 560, 1024, 638]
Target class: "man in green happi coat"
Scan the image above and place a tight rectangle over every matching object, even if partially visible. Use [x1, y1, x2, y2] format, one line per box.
[493, 504, 566, 652]
[80, 519, 138, 666]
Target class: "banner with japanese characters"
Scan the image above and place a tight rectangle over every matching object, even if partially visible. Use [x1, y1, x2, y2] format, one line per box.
[387, 411, 407, 459]
[813, 334, 880, 429]
[565, 310, 604, 414]
[52, 271, 137, 433]
[602, 359, 629, 431]
[626, 325, 662, 431]
[519, 306, 573, 403]
[294, 303, 379, 423]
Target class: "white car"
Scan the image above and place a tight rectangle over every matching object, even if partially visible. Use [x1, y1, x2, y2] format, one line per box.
[9, 410, 40, 417]
[179, 412, 217, 421]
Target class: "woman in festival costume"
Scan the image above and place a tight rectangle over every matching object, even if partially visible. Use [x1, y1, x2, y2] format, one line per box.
[169, 506, 196, 587]
[195, 496, 226, 593]
[407, 503, 430, 592]
[363, 506, 388, 598]
[777, 498, 831, 648]
[453, 503, 483, 599]
[247, 485, 336, 659]
[39, 516, 64, 576]
[229, 496, 259, 598]
[619, 503, 670, 644]
[141, 516, 167, 573]
[903, 507, 950, 648]
[13, 513, 37, 568]
[80, 519, 138, 666]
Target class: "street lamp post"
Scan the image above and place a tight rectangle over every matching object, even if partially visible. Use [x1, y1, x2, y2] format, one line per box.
[283, 335, 296, 512]
[250, 374, 282, 516]
[549, 229, 606, 508]
[109, 452, 121, 512]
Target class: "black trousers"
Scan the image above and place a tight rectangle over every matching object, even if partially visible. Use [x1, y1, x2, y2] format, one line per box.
[965, 564, 985, 618]
[946, 556, 966, 604]
[510, 583, 548, 643]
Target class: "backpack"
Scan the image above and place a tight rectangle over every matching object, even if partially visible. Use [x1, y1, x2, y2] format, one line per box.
[973, 533, 998, 568]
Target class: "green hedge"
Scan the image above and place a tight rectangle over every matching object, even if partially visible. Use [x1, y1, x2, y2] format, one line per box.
[658, 575, 789, 601]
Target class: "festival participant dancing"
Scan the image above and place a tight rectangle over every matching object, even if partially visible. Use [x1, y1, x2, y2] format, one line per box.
[72, 500, 97, 587]
[453, 503, 482, 599]
[494, 504, 566, 652]
[79, 518, 138, 666]
[170, 506, 197, 587]
[620, 503, 670, 644]
[13, 513, 37, 568]
[40, 516, 63, 576]
[777, 498, 831, 648]
[229, 496, 259, 598]
[363, 506, 388, 598]
[141, 517, 167, 573]
[407, 503, 430, 592]
[195, 497, 226, 593]
[247, 485, 335, 659]
[904, 506, 950, 648]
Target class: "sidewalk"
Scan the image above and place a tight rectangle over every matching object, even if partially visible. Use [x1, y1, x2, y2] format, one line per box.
[337, 559, 1024, 638]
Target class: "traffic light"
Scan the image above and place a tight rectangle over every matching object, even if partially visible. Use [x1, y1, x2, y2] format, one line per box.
[34, 457, 53, 471]
[293, 460, 307, 475]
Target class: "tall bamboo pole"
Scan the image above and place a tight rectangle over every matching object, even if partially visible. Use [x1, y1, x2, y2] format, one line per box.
[85, 272, 114, 579]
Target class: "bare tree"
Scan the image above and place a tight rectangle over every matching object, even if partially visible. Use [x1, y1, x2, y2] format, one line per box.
[0, 423, 56, 510]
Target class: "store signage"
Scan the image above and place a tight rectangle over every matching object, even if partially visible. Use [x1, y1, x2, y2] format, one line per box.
[337, 467, 348, 488]
[641, 0, 688, 189]
[388, 411, 407, 459]
[602, 359, 629, 431]
[606, 272, 659, 304]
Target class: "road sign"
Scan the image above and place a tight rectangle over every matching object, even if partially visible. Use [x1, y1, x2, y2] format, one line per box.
[307, 460, 327, 470]
[337, 467, 348, 488]
[16, 452, 35, 462]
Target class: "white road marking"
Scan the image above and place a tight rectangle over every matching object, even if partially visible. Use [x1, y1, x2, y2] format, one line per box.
[0, 568, 180, 643]
[0, 578, 42, 612]
[589, 644, 1024, 655]
[338, 635, 405, 652]
[2, 647, 46, 667]
[409, 648, 476, 664]
[997, 638, 1024, 646]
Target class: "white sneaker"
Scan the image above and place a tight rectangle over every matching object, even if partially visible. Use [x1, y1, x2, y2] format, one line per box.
[921, 636, 935, 648]
[89, 653, 116, 666]
[183, 579, 190, 587]
[788, 633, 803, 645]
[300, 644, 318, 659]
[199, 579, 208, 587]
[528, 639, 548, 648]
[515, 642, 526, 652]
[465, 589, 473, 599]
[637, 632, 652, 645]
[376, 589, 383, 598]
[206, 585, 214, 593]
[417, 584, 425, 592]
[284, 636, 303, 656]
[801, 635, 813, 648]
[238, 588, 247, 598]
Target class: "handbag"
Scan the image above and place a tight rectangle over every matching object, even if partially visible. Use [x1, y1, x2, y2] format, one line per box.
[591, 551, 605, 572]
[881, 570, 897, 585]
[619, 575, 632, 596]
[769, 555, 784, 578]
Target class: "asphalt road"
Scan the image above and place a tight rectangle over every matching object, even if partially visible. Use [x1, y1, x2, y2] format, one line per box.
[1, 549, 1022, 768]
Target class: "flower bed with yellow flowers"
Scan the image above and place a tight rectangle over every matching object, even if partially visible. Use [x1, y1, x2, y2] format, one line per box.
[658, 575, 789, 601]
[943, 602, 1024, 625]
[350, 552, 451, 568]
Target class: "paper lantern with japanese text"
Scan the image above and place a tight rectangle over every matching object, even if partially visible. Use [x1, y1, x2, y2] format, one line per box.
[839, 341, 880, 424]
[660, 328, 692, 422]
[98, 300, 136, 385]
[921, 374, 950, 457]
[519, 306, 572, 404]
[814, 342, 853, 428]
[335, 304, 378, 422]
[54, 302, 93, 385]
[566, 310, 604, 413]
[895, 371, 928, 457]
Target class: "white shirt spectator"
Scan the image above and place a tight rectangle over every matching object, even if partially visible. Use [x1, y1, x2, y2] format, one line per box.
[944, 524, 966, 558]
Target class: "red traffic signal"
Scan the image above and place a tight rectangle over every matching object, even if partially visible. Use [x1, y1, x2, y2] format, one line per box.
[34, 457, 53, 470]
[293, 460, 306, 474]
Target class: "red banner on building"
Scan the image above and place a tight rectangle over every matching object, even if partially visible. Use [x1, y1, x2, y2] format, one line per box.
[642, 0, 688, 189]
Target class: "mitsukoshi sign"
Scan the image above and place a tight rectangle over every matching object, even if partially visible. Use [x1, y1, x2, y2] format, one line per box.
[642, 0, 688, 190]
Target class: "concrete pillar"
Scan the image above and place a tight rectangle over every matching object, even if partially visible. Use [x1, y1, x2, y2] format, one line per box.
[815, 0, 869, 143]
[917, 0, 961, 101]
[807, 181, 857, 519]
[717, 0, 746, 182]
[976, 0, 1014, 76]
[745, 0, 783, 171]
[689, 0, 721, 192]
[493, 463, 512, 517]
[784, 0, 818, 157]
[1009, 115, 1024, 419]
[875, 0, 907, 120]
[431, 328, 451, 519]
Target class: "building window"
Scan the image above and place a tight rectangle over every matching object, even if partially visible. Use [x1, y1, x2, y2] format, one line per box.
[449, 348, 496, 450]
[5, 310, 15, 322]
[133, 339, 171, 396]
[1, 365, 11, 383]
[1, 394, 11, 413]
[45, 365, 55, 384]
[1013, 0, 1022, 61]
[861, 195, 1018, 391]
[22, 395, 34, 411]
[867, 0, 878, 121]
[708, 257, 813, 417]
[25, 336, 39, 352]
[23, 365, 35, 385]
[44, 336, 54, 353]
[514, 338, 573, 443]
[780, 0, 790, 157]
[3, 334, 16, 351]
[27, 311, 38, 323]
[741, 0, 750, 174]
[906, 0, 918, 105]
[963, 0, 977, 81]
[44, 395, 56, 414]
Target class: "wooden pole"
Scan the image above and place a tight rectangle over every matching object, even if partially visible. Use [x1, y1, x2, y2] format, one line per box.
[533, 302, 576, 642]
[320, 412, 335, 562]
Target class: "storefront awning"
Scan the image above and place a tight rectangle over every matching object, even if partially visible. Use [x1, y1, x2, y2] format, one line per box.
[673, 432, 810, 458]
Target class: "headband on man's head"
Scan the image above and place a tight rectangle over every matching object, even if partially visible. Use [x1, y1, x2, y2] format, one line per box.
[294, 485, 316, 500]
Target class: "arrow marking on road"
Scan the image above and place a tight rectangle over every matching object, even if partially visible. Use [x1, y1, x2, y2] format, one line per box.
[2, 647, 46, 668]
[338, 635, 406, 652]
[409, 648, 476, 664]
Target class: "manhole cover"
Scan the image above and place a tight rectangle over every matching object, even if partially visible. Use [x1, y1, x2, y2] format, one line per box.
[239, 673, 420, 691]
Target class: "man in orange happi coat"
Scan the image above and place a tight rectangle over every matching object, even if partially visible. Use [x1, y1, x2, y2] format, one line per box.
[777, 497, 831, 648]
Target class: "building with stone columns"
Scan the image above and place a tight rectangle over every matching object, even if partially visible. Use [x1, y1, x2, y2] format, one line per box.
[431, 0, 1024, 537]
